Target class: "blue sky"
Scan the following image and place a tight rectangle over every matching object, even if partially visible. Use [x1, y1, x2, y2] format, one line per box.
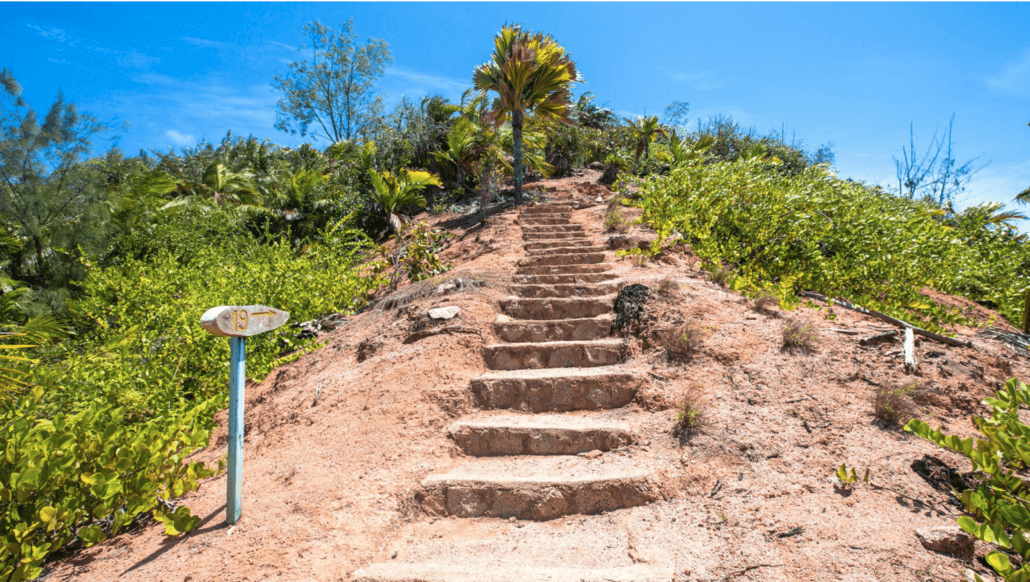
[2, 2, 1028, 213]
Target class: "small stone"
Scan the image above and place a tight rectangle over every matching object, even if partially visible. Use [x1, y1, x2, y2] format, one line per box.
[595, 196, 603, 203]
[436, 283, 457, 294]
[582, 450, 602, 459]
[428, 306, 460, 320]
[391, 551, 398, 559]
[509, 516, 516, 523]
[915, 526, 975, 559]
[588, 161, 604, 170]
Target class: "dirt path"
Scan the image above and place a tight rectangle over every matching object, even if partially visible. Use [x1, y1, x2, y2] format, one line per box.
[45, 171, 1029, 581]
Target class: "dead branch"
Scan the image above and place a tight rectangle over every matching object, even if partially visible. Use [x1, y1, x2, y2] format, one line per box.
[799, 291, 972, 348]
[860, 330, 899, 345]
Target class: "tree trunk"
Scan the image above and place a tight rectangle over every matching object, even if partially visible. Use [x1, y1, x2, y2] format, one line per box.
[512, 110, 524, 204]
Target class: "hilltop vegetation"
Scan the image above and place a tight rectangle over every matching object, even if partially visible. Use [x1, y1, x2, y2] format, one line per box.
[1, 20, 1028, 582]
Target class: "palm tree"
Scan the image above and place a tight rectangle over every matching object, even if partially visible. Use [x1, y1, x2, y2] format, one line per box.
[366, 169, 441, 232]
[473, 25, 581, 203]
[630, 115, 667, 171]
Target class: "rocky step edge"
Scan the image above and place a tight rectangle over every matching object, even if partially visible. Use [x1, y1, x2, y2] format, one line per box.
[414, 455, 659, 520]
[448, 413, 633, 456]
[470, 365, 639, 412]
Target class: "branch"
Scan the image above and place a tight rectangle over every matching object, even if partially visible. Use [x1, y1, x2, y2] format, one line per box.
[799, 291, 972, 348]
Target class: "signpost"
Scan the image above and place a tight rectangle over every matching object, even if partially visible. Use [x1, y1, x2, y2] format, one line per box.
[201, 305, 289, 525]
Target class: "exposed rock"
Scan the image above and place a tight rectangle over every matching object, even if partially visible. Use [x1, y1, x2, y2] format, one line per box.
[915, 526, 974, 559]
[605, 235, 654, 252]
[428, 306, 461, 320]
[403, 325, 482, 345]
[588, 161, 604, 170]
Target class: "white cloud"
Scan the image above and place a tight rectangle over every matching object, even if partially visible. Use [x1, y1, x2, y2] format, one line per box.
[26, 23, 75, 44]
[26, 20, 158, 70]
[266, 40, 298, 52]
[670, 71, 725, 91]
[165, 130, 196, 146]
[47, 58, 69, 65]
[383, 67, 470, 101]
[181, 36, 235, 50]
[987, 51, 1030, 94]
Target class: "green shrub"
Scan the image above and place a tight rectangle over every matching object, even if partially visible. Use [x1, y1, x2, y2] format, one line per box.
[0, 216, 384, 578]
[603, 208, 628, 233]
[906, 378, 1030, 581]
[631, 158, 1030, 331]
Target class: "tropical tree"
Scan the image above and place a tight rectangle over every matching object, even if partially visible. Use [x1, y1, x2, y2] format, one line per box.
[171, 162, 258, 207]
[365, 169, 441, 233]
[630, 115, 668, 170]
[0, 69, 113, 297]
[660, 132, 714, 168]
[273, 19, 393, 142]
[473, 25, 581, 203]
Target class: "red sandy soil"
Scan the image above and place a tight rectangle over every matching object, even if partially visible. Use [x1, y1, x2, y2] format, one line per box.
[43, 170, 1030, 582]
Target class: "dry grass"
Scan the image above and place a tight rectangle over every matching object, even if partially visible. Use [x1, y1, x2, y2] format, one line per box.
[656, 276, 680, 297]
[659, 320, 707, 362]
[873, 384, 917, 426]
[633, 253, 649, 268]
[603, 208, 629, 234]
[673, 386, 708, 439]
[782, 318, 819, 353]
[752, 288, 779, 314]
[710, 265, 736, 287]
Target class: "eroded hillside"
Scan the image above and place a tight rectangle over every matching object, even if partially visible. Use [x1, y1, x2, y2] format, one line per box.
[48, 170, 1029, 582]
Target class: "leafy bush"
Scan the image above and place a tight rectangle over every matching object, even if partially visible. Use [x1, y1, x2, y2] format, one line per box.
[0, 391, 219, 581]
[603, 208, 629, 233]
[0, 211, 383, 578]
[373, 220, 453, 291]
[631, 157, 1030, 330]
[782, 318, 818, 354]
[873, 384, 916, 425]
[905, 378, 1030, 581]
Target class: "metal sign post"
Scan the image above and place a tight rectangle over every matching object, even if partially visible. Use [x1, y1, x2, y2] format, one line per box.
[201, 305, 289, 525]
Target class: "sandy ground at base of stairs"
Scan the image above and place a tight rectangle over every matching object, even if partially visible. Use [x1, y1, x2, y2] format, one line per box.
[44, 170, 1030, 582]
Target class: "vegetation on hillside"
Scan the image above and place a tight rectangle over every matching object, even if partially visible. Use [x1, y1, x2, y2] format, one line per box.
[1, 17, 1028, 581]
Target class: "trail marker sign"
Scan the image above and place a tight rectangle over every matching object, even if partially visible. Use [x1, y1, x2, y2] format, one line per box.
[201, 305, 289, 524]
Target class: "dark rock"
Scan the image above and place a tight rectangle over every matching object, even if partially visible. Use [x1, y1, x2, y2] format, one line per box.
[915, 526, 974, 559]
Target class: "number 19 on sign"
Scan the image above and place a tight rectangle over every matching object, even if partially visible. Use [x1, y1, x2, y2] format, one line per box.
[201, 305, 289, 524]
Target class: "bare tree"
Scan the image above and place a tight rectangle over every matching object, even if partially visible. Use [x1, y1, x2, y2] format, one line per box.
[893, 115, 987, 205]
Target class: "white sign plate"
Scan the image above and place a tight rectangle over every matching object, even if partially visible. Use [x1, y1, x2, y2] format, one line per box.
[201, 305, 290, 337]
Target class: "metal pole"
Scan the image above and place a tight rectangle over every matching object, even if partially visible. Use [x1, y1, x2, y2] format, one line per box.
[227, 337, 246, 524]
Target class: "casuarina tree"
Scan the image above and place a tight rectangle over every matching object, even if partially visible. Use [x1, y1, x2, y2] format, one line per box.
[473, 25, 581, 203]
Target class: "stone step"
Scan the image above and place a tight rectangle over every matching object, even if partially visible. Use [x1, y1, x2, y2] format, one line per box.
[522, 231, 589, 241]
[517, 212, 570, 219]
[515, 264, 612, 276]
[518, 217, 571, 226]
[525, 245, 606, 256]
[448, 414, 633, 456]
[518, 253, 606, 268]
[523, 239, 597, 251]
[494, 315, 612, 343]
[471, 366, 639, 412]
[483, 339, 626, 370]
[513, 272, 618, 285]
[499, 296, 614, 320]
[520, 205, 574, 215]
[520, 224, 584, 234]
[511, 281, 620, 299]
[417, 456, 657, 520]
[353, 564, 675, 582]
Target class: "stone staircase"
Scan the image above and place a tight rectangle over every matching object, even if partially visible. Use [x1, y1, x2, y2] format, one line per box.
[353, 199, 671, 582]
